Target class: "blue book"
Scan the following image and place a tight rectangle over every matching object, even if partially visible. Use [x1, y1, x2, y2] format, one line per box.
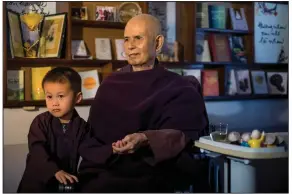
[208, 5, 226, 29]
[251, 71, 268, 94]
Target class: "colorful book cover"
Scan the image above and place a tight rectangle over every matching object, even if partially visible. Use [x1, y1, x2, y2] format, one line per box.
[228, 36, 247, 63]
[79, 70, 100, 99]
[229, 8, 248, 30]
[182, 69, 201, 84]
[266, 72, 288, 95]
[251, 71, 268, 94]
[196, 2, 209, 28]
[209, 34, 231, 62]
[208, 5, 226, 29]
[32, 67, 52, 100]
[7, 70, 24, 100]
[202, 70, 219, 96]
[235, 69, 251, 94]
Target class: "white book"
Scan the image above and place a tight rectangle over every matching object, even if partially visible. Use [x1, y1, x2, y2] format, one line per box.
[266, 72, 288, 95]
[115, 39, 127, 60]
[227, 69, 237, 95]
[7, 70, 24, 100]
[78, 70, 100, 99]
[182, 69, 201, 84]
[95, 38, 112, 60]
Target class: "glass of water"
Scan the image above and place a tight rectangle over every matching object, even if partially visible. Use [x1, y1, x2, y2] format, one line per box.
[209, 123, 229, 142]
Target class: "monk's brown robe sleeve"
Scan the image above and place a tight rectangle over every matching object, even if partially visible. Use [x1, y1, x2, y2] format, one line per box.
[143, 78, 208, 165]
[27, 117, 60, 183]
[78, 132, 114, 165]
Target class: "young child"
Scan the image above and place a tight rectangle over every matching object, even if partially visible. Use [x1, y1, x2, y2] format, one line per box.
[17, 67, 88, 192]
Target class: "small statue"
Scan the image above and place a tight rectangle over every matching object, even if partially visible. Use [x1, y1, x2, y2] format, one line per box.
[248, 129, 265, 148]
[264, 133, 277, 148]
[228, 131, 240, 145]
[240, 132, 251, 147]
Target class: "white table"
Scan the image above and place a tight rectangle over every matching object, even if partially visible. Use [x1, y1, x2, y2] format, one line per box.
[195, 134, 288, 193]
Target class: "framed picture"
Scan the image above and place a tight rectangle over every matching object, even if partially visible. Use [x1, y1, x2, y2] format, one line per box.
[72, 7, 88, 20]
[38, 13, 67, 58]
[96, 6, 116, 22]
[7, 10, 25, 57]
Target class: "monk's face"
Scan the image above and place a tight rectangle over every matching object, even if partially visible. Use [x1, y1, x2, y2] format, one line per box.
[124, 20, 156, 66]
[43, 82, 78, 121]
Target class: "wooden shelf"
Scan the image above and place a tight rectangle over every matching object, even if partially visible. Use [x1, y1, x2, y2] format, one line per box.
[4, 99, 94, 108]
[204, 95, 288, 101]
[196, 28, 251, 34]
[7, 58, 128, 68]
[72, 19, 126, 29]
[4, 95, 288, 108]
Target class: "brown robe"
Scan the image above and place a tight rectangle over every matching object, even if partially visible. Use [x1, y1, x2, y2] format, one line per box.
[17, 109, 88, 193]
[78, 64, 208, 192]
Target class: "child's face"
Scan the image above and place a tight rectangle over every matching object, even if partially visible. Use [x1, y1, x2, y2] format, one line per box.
[44, 82, 82, 121]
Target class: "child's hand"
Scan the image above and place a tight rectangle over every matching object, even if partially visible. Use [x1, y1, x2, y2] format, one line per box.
[55, 170, 78, 185]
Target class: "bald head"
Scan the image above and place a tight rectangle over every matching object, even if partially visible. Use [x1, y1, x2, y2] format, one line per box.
[125, 14, 162, 39]
[123, 14, 164, 71]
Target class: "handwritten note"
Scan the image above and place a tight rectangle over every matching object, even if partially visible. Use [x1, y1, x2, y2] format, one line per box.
[254, 2, 288, 63]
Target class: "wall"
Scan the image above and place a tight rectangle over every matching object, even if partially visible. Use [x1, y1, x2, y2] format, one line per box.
[4, 99, 288, 145]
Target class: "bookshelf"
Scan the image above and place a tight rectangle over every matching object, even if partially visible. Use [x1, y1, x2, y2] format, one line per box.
[72, 19, 126, 29]
[3, 2, 288, 108]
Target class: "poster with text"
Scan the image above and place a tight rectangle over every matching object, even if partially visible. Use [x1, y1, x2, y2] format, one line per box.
[254, 2, 288, 63]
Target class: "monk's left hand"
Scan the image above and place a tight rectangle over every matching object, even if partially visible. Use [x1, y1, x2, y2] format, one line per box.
[112, 133, 148, 154]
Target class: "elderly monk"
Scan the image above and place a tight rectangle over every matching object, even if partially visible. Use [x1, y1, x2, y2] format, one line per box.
[78, 14, 208, 192]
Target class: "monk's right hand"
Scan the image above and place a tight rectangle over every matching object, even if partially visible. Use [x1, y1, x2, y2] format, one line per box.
[112, 140, 126, 154]
[55, 170, 79, 185]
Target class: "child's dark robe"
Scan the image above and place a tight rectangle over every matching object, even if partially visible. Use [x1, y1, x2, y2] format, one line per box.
[17, 109, 88, 193]
[78, 64, 209, 192]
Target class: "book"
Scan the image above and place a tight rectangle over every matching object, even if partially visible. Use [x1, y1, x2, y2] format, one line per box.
[228, 36, 247, 63]
[79, 70, 100, 99]
[196, 32, 211, 62]
[7, 70, 24, 100]
[251, 71, 268, 94]
[229, 8, 248, 30]
[202, 70, 219, 96]
[95, 38, 112, 60]
[182, 69, 201, 84]
[266, 72, 288, 95]
[196, 2, 209, 28]
[96, 6, 116, 22]
[31, 67, 52, 100]
[235, 69, 251, 94]
[226, 68, 237, 95]
[115, 39, 127, 60]
[209, 34, 231, 62]
[71, 40, 90, 58]
[208, 5, 226, 29]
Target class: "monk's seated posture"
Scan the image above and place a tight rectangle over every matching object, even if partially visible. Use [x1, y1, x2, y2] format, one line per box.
[78, 14, 209, 192]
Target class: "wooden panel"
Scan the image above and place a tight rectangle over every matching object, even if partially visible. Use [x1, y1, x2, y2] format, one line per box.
[56, 2, 71, 59]
[3, 1, 7, 104]
[22, 67, 32, 101]
[176, 2, 195, 62]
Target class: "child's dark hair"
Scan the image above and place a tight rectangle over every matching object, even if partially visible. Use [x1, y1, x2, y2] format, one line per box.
[42, 67, 81, 93]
